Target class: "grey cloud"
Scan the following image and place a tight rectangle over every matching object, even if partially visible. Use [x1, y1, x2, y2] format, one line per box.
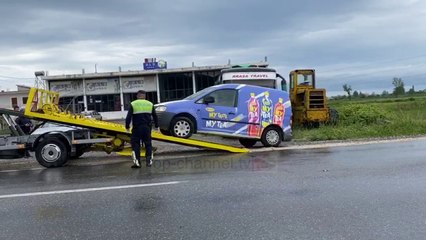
[1, 0, 426, 94]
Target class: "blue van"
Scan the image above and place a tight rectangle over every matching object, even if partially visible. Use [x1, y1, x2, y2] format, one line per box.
[155, 84, 292, 147]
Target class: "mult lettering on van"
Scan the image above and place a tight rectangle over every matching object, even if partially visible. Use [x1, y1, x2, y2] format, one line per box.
[206, 120, 229, 129]
[208, 112, 228, 119]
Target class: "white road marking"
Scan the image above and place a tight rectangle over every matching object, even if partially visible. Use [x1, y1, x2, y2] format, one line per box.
[0, 181, 182, 200]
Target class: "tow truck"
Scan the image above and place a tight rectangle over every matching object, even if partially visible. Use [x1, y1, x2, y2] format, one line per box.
[0, 88, 248, 168]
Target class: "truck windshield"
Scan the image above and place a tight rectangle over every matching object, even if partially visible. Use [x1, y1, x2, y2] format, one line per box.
[223, 79, 275, 89]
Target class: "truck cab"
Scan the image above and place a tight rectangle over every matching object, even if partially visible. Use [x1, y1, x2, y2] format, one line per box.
[220, 65, 287, 91]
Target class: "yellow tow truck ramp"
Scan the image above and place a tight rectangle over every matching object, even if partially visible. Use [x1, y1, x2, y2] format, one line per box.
[24, 88, 248, 155]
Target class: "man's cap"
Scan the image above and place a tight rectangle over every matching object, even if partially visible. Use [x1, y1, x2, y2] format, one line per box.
[137, 90, 146, 94]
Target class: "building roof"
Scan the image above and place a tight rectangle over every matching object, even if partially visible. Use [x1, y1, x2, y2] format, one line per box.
[43, 62, 269, 81]
[0, 85, 30, 95]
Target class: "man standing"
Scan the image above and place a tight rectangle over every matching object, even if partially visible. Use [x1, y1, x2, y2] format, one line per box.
[125, 90, 159, 168]
[15, 107, 33, 135]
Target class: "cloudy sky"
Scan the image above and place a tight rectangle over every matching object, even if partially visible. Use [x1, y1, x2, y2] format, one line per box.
[1, 0, 426, 95]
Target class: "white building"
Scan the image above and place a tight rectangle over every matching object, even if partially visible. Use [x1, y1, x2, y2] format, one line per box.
[0, 85, 31, 109]
[42, 62, 267, 120]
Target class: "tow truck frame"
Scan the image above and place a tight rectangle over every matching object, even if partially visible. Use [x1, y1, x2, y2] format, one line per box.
[0, 88, 248, 168]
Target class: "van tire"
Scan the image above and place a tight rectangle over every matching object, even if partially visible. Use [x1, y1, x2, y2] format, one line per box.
[239, 138, 257, 148]
[170, 117, 194, 138]
[35, 137, 69, 168]
[261, 126, 282, 147]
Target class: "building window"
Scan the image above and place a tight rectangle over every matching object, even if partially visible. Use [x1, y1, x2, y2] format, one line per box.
[22, 97, 28, 105]
[59, 96, 84, 113]
[11, 97, 17, 108]
[87, 94, 121, 112]
[159, 72, 193, 102]
[195, 70, 220, 91]
[123, 92, 158, 110]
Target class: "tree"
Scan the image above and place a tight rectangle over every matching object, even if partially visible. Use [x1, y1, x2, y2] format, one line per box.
[353, 90, 359, 98]
[381, 90, 389, 97]
[408, 85, 415, 95]
[392, 77, 405, 97]
[343, 84, 352, 99]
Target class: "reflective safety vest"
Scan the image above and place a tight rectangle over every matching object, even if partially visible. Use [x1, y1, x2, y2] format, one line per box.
[131, 99, 154, 114]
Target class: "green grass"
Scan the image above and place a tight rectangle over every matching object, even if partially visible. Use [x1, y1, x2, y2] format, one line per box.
[293, 96, 426, 141]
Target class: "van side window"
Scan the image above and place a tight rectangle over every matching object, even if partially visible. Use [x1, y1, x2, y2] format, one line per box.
[197, 89, 238, 107]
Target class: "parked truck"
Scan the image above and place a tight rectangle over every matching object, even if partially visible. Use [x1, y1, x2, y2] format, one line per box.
[219, 65, 337, 127]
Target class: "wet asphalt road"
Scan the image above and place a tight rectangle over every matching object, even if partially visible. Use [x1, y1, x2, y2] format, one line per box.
[1, 139, 426, 240]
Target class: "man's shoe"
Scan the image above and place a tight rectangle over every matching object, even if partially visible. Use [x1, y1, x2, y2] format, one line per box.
[132, 158, 141, 168]
[146, 159, 153, 167]
[133, 158, 141, 167]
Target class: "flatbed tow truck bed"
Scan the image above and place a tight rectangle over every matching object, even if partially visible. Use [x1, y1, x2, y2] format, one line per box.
[0, 88, 248, 168]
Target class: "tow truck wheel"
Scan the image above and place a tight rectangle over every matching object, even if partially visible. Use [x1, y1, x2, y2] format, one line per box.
[35, 137, 69, 168]
[261, 126, 282, 147]
[239, 138, 257, 148]
[171, 116, 194, 138]
[160, 129, 172, 136]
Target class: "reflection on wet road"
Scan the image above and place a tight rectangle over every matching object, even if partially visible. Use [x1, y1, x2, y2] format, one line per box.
[1, 139, 426, 239]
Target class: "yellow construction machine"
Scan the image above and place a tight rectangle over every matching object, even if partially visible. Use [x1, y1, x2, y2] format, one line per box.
[288, 69, 336, 127]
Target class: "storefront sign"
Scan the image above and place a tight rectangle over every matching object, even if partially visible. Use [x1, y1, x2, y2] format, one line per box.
[123, 79, 144, 90]
[143, 58, 167, 70]
[122, 76, 156, 93]
[49, 81, 83, 97]
[86, 80, 108, 92]
[50, 82, 72, 93]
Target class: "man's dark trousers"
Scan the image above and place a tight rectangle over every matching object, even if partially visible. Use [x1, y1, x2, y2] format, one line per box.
[131, 124, 152, 163]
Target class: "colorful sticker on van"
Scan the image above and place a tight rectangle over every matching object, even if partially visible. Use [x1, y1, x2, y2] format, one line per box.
[261, 91, 273, 128]
[247, 93, 260, 137]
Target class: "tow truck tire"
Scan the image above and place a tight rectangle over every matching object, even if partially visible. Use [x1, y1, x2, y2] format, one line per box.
[170, 116, 194, 138]
[35, 137, 69, 168]
[239, 138, 257, 148]
[160, 129, 172, 136]
[70, 146, 86, 159]
[261, 126, 282, 147]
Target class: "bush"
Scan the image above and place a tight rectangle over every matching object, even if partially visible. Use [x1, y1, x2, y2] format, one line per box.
[338, 104, 390, 125]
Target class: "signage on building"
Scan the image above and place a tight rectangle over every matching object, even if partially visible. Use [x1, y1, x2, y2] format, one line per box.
[85, 79, 120, 95]
[49, 81, 83, 97]
[222, 72, 276, 81]
[123, 79, 144, 90]
[86, 80, 108, 92]
[122, 76, 156, 93]
[143, 58, 167, 70]
[51, 82, 72, 93]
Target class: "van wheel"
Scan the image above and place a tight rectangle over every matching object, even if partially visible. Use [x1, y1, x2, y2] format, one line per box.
[35, 137, 69, 168]
[171, 117, 194, 138]
[239, 138, 257, 148]
[261, 126, 282, 147]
